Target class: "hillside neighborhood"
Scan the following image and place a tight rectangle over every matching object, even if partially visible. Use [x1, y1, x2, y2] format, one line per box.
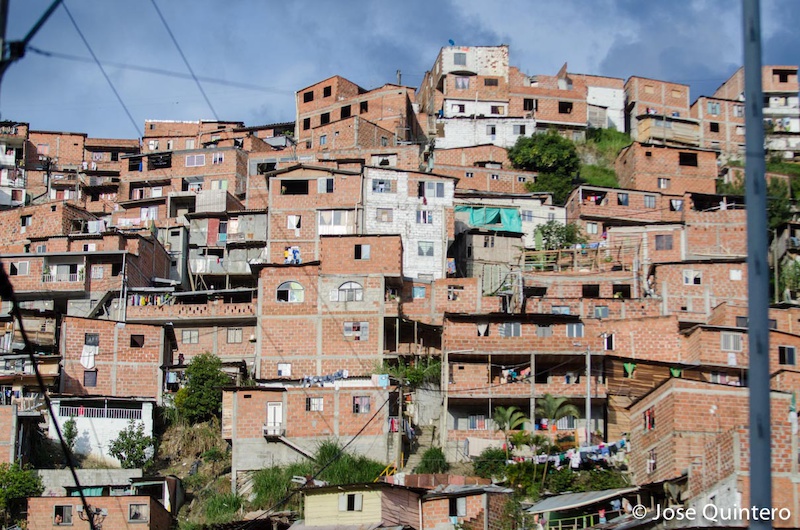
[0, 44, 800, 529]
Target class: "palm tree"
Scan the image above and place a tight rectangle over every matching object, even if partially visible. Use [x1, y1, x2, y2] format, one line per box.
[493, 406, 529, 459]
[534, 394, 581, 428]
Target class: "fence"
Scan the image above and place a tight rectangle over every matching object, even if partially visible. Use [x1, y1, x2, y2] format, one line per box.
[58, 406, 142, 420]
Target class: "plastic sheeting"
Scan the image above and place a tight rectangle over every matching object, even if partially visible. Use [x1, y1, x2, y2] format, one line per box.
[455, 205, 522, 233]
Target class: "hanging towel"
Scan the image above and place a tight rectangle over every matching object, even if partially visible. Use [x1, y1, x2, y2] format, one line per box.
[80, 345, 98, 369]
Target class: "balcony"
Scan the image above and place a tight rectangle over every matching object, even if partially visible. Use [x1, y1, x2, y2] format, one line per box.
[58, 405, 142, 420]
[0, 153, 15, 166]
[263, 423, 285, 437]
[126, 301, 255, 320]
[42, 273, 81, 283]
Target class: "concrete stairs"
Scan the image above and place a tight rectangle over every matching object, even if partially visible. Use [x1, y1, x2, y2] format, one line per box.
[403, 425, 436, 472]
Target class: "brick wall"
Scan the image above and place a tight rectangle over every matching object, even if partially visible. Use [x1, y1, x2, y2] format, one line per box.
[615, 143, 718, 195]
[27, 495, 171, 530]
[653, 261, 747, 319]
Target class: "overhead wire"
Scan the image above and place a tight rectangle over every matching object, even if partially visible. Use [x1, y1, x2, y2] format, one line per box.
[61, 2, 143, 138]
[149, 0, 219, 121]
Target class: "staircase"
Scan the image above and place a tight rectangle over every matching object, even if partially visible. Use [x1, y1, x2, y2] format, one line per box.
[403, 425, 436, 472]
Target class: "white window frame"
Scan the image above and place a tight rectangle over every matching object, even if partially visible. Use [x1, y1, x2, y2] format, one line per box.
[277, 363, 292, 377]
[306, 397, 324, 412]
[227, 327, 243, 344]
[212, 152, 224, 165]
[182, 329, 199, 344]
[657, 178, 670, 189]
[683, 270, 702, 285]
[417, 241, 435, 257]
[186, 154, 206, 167]
[318, 178, 334, 194]
[586, 222, 598, 235]
[720, 332, 743, 352]
[566, 323, 584, 338]
[416, 210, 433, 224]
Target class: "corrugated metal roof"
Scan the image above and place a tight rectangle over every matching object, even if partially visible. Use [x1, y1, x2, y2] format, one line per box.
[525, 487, 639, 514]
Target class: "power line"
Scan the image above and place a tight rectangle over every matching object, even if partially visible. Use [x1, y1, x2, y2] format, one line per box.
[149, 0, 218, 121]
[61, 2, 142, 138]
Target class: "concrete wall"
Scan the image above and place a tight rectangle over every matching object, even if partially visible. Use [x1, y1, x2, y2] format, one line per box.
[37, 468, 143, 496]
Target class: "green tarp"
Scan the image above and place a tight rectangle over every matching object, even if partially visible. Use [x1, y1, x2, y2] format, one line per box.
[454, 206, 522, 233]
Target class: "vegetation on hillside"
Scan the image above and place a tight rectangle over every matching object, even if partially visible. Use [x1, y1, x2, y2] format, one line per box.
[0, 463, 44, 526]
[379, 357, 441, 389]
[175, 352, 232, 423]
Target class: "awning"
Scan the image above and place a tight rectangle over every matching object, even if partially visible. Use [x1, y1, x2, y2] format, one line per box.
[525, 487, 639, 514]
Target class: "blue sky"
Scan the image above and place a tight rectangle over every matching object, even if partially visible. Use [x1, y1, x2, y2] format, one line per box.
[3, 0, 799, 139]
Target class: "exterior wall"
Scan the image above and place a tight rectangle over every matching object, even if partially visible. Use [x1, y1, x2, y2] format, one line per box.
[615, 143, 718, 195]
[49, 401, 154, 466]
[435, 165, 536, 194]
[319, 235, 403, 276]
[433, 118, 535, 149]
[362, 167, 455, 279]
[37, 469, 143, 496]
[0, 406, 15, 464]
[423, 494, 486, 530]
[653, 261, 747, 321]
[304, 490, 382, 526]
[454, 195, 563, 248]
[432, 145, 511, 168]
[507, 66, 589, 133]
[27, 495, 170, 530]
[60, 317, 165, 400]
[624, 77, 691, 140]
[690, 97, 746, 157]
[304, 116, 397, 152]
[572, 74, 625, 130]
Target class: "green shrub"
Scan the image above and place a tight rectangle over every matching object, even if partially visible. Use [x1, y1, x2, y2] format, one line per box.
[415, 447, 449, 474]
[472, 447, 507, 479]
[177, 352, 231, 423]
[204, 492, 243, 524]
[108, 420, 154, 469]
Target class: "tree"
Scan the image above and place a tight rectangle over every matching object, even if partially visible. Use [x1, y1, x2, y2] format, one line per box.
[472, 447, 508, 479]
[524, 172, 577, 205]
[0, 462, 44, 524]
[537, 220, 585, 250]
[508, 131, 580, 176]
[109, 420, 155, 469]
[493, 406, 528, 459]
[534, 394, 581, 426]
[63, 417, 78, 453]
[176, 352, 231, 423]
[767, 177, 793, 230]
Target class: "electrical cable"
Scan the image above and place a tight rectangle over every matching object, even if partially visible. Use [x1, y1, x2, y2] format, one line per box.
[149, 0, 219, 121]
[61, 2, 143, 139]
[0, 261, 99, 530]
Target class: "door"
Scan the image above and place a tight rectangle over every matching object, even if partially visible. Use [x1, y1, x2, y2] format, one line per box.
[266, 402, 283, 435]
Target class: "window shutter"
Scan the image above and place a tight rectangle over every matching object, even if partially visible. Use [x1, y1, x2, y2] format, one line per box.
[330, 290, 339, 302]
[338, 494, 348, 511]
[457, 497, 466, 516]
[353, 493, 363, 511]
[498, 323, 506, 337]
[361, 322, 369, 340]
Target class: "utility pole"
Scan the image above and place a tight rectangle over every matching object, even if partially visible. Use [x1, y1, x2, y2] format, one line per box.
[0, 0, 9, 112]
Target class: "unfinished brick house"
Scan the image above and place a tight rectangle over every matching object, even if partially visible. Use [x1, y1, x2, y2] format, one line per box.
[624, 76, 697, 146]
[615, 142, 719, 195]
[0, 121, 29, 209]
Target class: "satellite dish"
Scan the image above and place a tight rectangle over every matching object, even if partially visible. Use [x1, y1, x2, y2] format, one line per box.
[448, 39, 455, 46]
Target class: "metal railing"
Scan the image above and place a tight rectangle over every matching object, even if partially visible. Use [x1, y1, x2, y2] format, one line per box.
[58, 406, 142, 420]
[42, 273, 80, 283]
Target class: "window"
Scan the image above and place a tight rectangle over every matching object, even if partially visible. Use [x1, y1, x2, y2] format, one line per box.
[354, 244, 371, 260]
[490, 105, 505, 115]
[340, 493, 363, 512]
[644, 84, 655, 94]
[418, 241, 435, 257]
[84, 370, 97, 387]
[129, 503, 149, 522]
[54, 505, 73, 525]
[730, 269, 743, 281]
[655, 234, 673, 251]
[647, 449, 657, 473]
[416, 210, 433, 224]
[343, 321, 369, 341]
[536, 325, 553, 338]
[517, 176, 526, 183]
[186, 154, 205, 167]
[465, 171, 474, 179]
[449, 497, 467, 517]
[212, 152, 224, 164]
[523, 98, 537, 112]
[491, 174, 499, 181]
[736, 316, 748, 328]
[594, 306, 609, 318]
[341, 105, 351, 119]
[454, 52, 467, 65]
[130, 335, 145, 348]
[303, 118, 311, 130]
[734, 104, 745, 118]
[318, 178, 334, 194]
[227, 328, 243, 343]
[707, 102, 721, 115]
[319, 135, 327, 146]
[183, 138, 195, 149]
[582, 284, 600, 298]
[353, 396, 370, 414]
[182, 329, 199, 344]
[671, 89, 682, 98]
[372, 179, 393, 193]
[586, 222, 598, 235]
[323, 85, 332, 98]
[644, 195, 656, 208]
[303, 90, 314, 103]
[447, 285, 463, 301]
[484, 78, 499, 87]
[419, 181, 445, 198]
[9, 262, 28, 276]
[617, 193, 629, 206]
[721, 332, 743, 352]
[670, 199, 684, 211]
[498, 322, 521, 337]
[286, 215, 302, 230]
[679, 152, 698, 166]
[306, 397, 324, 411]
[711, 371, 727, 384]
[412, 286, 426, 299]
[658, 178, 670, 189]
[520, 210, 534, 222]
[360, 101, 368, 113]
[710, 122, 720, 133]
[483, 236, 494, 248]
[281, 180, 309, 195]
[91, 265, 104, 279]
[683, 270, 702, 285]
[566, 323, 584, 338]
[643, 407, 655, 430]
[277, 363, 291, 376]
[455, 76, 469, 90]
[780, 346, 796, 366]
[604, 333, 614, 350]
[612, 285, 631, 298]
[513, 124, 526, 135]
[552, 306, 570, 315]
[320, 112, 330, 125]
[558, 101, 573, 114]
[277, 281, 304, 303]
[380, 136, 389, 147]
[336, 282, 364, 302]
[452, 103, 466, 113]
[376, 208, 393, 222]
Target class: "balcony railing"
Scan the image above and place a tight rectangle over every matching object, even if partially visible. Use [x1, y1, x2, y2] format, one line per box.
[263, 423, 285, 437]
[42, 273, 80, 283]
[58, 405, 142, 420]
